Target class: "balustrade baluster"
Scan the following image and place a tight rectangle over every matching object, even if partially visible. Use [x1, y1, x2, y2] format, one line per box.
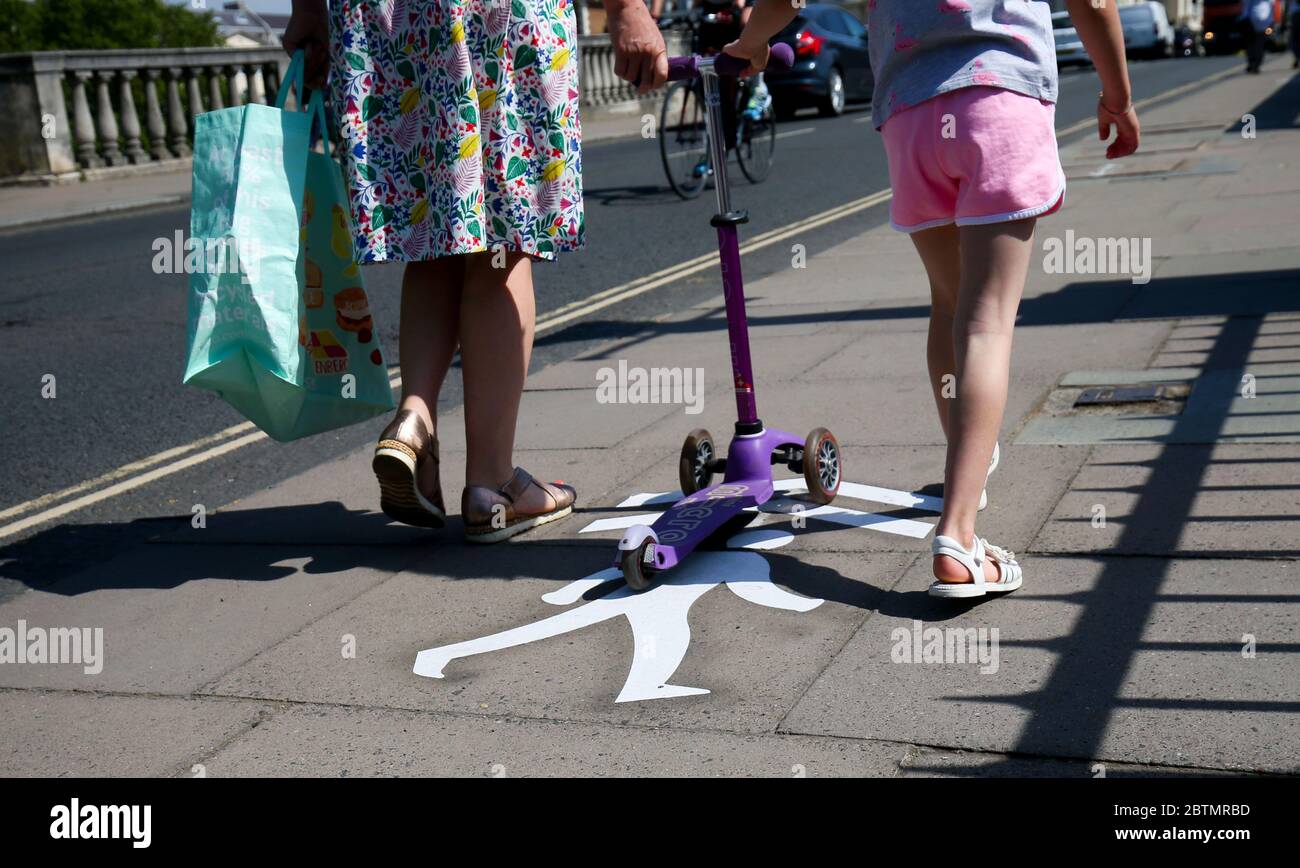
[70, 71, 103, 168]
[95, 70, 125, 166]
[144, 68, 173, 160]
[117, 70, 146, 163]
[164, 68, 192, 157]
[207, 66, 224, 110]
[226, 65, 244, 107]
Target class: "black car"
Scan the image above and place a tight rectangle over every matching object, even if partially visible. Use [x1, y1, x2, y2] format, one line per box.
[765, 3, 873, 117]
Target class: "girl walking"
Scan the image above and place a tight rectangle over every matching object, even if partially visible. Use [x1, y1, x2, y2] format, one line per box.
[724, 0, 1140, 596]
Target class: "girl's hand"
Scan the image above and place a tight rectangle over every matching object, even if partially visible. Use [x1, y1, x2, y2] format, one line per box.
[1098, 98, 1141, 160]
[721, 38, 769, 76]
[283, 0, 330, 89]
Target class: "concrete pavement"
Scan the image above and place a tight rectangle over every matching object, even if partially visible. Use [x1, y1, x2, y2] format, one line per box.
[2, 60, 1297, 777]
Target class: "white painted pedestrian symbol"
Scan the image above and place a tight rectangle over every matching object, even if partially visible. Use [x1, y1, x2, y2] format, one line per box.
[413, 479, 940, 702]
[416, 544, 815, 702]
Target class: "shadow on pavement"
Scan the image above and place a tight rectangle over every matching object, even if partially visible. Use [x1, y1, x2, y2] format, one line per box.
[537, 267, 1300, 358]
[1227, 70, 1300, 131]
[1, 501, 889, 619]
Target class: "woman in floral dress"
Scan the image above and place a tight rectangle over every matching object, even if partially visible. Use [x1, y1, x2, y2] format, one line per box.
[284, 0, 667, 541]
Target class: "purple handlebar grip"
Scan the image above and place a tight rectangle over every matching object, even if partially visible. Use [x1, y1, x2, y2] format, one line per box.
[665, 42, 795, 82]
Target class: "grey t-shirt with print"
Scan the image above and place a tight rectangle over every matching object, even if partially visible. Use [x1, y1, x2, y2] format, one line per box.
[868, 0, 1059, 128]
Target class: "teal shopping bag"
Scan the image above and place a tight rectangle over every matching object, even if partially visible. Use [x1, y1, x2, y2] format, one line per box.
[183, 52, 394, 441]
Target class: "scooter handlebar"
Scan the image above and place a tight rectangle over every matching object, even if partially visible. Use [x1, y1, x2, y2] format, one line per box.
[666, 43, 794, 82]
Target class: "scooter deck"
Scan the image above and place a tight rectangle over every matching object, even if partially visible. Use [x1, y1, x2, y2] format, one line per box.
[626, 479, 773, 572]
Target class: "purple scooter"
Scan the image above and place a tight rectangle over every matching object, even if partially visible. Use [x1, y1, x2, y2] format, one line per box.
[617, 44, 842, 591]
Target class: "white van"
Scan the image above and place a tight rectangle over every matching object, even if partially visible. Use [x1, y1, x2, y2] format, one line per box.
[1118, 1, 1175, 58]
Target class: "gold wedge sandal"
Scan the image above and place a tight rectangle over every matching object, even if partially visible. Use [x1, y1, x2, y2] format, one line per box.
[462, 467, 576, 543]
[372, 410, 446, 528]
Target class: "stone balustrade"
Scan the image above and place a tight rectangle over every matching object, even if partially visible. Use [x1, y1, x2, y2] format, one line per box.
[0, 33, 690, 183]
[0, 47, 288, 182]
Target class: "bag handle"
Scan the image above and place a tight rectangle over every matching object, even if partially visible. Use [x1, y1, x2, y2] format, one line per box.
[277, 50, 330, 143]
[308, 90, 328, 142]
[275, 50, 306, 110]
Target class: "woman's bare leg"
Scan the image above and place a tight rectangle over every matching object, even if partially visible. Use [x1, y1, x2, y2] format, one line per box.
[398, 257, 464, 437]
[459, 251, 557, 513]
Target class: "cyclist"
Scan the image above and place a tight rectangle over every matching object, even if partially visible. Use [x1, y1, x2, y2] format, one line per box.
[654, 0, 768, 149]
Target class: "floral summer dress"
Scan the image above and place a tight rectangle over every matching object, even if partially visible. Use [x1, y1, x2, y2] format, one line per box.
[329, 0, 585, 263]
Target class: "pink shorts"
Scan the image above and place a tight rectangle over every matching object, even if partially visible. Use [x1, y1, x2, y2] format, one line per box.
[881, 86, 1066, 233]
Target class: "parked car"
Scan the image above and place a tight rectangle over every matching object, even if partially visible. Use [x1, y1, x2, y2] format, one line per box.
[765, 3, 873, 117]
[1119, 1, 1175, 58]
[1051, 9, 1091, 66]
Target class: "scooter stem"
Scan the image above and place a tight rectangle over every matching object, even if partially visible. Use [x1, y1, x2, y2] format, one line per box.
[700, 59, 760, 429]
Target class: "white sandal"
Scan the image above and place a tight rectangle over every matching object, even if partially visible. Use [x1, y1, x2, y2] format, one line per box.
[978, 442, 999, 511]
[928, 532, 1023, 598]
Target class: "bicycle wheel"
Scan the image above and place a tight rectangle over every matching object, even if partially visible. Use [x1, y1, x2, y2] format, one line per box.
[737, 105, 777, 184]
[659, 80, 710, 200]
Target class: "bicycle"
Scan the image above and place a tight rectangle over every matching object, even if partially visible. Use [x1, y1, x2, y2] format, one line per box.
[657, 10, 780, 200]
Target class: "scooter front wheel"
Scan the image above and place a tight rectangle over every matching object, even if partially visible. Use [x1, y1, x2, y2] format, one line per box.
[803, 427, 842, 504]
[621, 538, 657, 592]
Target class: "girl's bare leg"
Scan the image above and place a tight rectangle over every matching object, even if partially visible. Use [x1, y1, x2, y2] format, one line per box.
[459, 251, 557, 514]
[910, 224, 962, 440]
[909, 219, 1036, 583]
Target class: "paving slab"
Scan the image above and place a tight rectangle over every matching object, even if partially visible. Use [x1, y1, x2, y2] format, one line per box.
[203, 703, 907, 777]
[1031, 444, 1300, 557]
[1153, 220, 1300, 258]
[781, 555, 1300, 773]
[207, 546, 911, 735]
[743, 252, 933, 310]
[0, 543, 415, 694]
[1059, 368, 1201, 386]
[1062, 151, 1189, 180]
[511, 379, 687, 450]
[0, 691, 267, 777]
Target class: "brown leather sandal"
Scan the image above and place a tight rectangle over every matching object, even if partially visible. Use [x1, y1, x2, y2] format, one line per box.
[462, 467, 576, 543]
[372, 410, 446, 528]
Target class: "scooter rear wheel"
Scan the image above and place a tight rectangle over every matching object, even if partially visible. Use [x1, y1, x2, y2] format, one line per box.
[621, 538, 656, 592]
[679, 428, 716, 495]
[803, 427, 841, 504]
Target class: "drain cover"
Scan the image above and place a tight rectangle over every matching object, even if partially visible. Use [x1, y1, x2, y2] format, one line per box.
[1075, 384, 1168, 406]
